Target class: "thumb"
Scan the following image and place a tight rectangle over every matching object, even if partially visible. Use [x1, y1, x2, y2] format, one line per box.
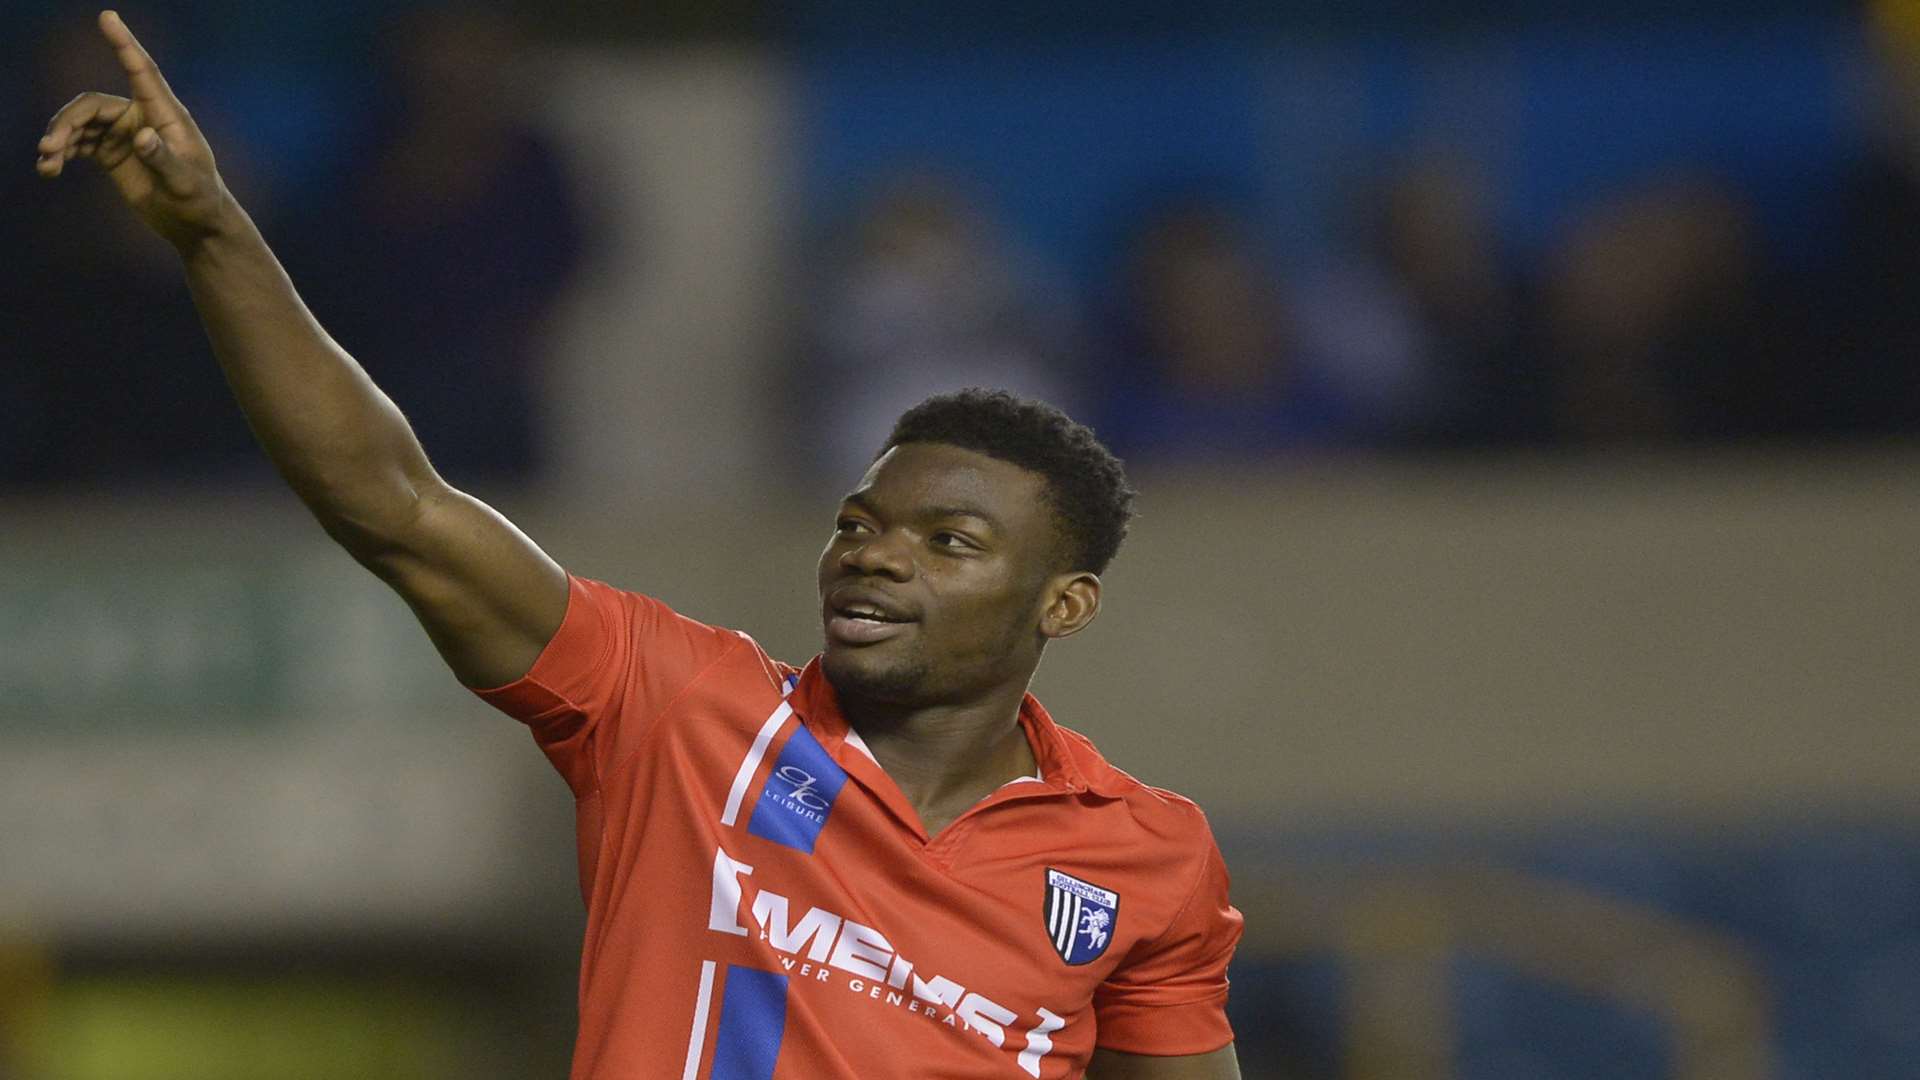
[132, 126, 189, 190]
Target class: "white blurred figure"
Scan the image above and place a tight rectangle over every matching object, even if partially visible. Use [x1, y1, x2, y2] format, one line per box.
[806, 173, 1084, 486]
[1291, 153, 1539, 447]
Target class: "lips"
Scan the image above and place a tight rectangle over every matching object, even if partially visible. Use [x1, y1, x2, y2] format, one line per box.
[824, 585, 918, 646]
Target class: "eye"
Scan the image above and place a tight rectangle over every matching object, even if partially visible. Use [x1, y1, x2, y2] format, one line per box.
[835, 517, 871, 537]
[930, 531, 976, 551]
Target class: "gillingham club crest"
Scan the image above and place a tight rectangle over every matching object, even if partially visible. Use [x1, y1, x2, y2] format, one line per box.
[1044, 868, 1119, 965]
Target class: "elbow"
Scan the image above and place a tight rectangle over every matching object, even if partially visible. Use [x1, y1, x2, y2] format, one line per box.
[313, 472, 450, 573]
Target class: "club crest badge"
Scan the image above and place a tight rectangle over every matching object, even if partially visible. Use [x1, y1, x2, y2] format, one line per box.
[1045, 868, 1119, 965]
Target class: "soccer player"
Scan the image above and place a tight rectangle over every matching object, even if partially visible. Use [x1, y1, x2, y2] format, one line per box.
[36, 12, 1243, 1078]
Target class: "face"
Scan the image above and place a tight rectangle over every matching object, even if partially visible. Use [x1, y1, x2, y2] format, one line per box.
[816, 442, 1096, 709]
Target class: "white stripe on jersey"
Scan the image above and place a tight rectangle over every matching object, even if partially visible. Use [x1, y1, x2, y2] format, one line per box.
[681, 959, 717, 1080]
[721, 699, 793, 827]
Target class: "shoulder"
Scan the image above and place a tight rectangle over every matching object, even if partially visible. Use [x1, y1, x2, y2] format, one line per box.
[569, 575, 797, 694]
[1046, 722, 1238, 960]
[1054, 722, 1221, 851]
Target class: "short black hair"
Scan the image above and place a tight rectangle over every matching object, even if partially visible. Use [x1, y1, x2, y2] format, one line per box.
[880, 389, 1136, 575]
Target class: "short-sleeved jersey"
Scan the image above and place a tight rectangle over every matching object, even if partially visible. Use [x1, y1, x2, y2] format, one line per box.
[477, 576, 1242, 1079]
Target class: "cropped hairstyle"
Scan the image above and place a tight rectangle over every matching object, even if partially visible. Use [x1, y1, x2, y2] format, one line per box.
[880, 389, 1136, 575]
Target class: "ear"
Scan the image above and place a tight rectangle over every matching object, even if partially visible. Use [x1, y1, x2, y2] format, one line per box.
[1038, 572, 1102, 640]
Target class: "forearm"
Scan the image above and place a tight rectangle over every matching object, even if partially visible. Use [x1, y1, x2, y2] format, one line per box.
[40, 11, 570, 688]
[181, 201, 440, 554]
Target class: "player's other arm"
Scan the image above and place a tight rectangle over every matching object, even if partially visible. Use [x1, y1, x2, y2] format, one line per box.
[1087, 1044, 1242, 1079]
[36, 11, 565, 688]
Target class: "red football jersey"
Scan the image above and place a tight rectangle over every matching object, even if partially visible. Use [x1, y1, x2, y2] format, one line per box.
[477, 576, 1242, 1078]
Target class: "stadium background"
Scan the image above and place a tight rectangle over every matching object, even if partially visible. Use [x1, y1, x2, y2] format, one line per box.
[4, 0, 1919, 1076]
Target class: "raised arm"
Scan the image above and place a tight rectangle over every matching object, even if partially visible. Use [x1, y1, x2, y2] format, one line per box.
[36, 10, 567, 689]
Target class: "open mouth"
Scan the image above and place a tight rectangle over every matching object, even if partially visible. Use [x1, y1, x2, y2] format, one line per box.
[825, 596, 916, 645]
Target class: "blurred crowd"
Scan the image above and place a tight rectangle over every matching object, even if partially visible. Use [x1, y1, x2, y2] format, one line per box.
[2, 5, 585, 489]
[6, 4, 1918, 492]
[803, 73, 1920, 477]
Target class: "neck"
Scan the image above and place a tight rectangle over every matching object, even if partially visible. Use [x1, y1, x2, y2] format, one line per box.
[843, 685, 1038, 834]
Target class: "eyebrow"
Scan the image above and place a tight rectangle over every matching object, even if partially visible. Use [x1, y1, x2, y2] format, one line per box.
[922, 504, 1001, 530]
[841, 492, 1002, 531]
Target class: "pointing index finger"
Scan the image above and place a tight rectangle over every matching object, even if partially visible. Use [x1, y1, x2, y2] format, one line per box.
[97, 10, 187, 130]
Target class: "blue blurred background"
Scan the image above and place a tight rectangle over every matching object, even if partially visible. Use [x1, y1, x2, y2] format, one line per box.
[4, 1, 1918, 1077]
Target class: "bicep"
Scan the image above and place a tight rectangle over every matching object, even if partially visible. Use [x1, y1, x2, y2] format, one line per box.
[1086, 1045, 1240, 1080]
[360, 482, 569, 689]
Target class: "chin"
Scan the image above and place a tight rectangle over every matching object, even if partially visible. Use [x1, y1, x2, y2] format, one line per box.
[821, 643, 932, 707]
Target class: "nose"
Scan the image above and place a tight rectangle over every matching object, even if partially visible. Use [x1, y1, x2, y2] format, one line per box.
[839, 528, 913, 581]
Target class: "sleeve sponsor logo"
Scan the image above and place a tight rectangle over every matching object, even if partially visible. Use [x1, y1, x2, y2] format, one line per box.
[747, 725, 847, 854]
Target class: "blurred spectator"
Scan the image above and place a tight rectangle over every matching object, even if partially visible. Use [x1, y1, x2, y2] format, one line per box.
[1539, 175, 1765, 443]
[1094, 196, 1380, 463]
[1366, 155, 1544, 446]
[1287, 154, 1543, 450]
[281, 4, 586, 485]
[1, 17, 263, 487]
[803, 172, 1082, 487]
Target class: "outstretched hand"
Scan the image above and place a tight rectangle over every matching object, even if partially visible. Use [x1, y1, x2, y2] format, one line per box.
[35, 10, 232, 250]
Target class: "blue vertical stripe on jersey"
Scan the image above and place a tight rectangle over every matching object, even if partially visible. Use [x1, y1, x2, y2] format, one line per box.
[747, 723, 849, 854]
[708, 965, 789, 1080]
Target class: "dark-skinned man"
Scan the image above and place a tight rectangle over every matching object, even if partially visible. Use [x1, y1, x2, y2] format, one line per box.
[36, 12, 1243, 1078]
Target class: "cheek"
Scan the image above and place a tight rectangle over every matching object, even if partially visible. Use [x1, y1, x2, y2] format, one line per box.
[939, 581, 1038, 649]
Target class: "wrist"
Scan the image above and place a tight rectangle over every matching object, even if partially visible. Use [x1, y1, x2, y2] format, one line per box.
[175, 193, 255, 261]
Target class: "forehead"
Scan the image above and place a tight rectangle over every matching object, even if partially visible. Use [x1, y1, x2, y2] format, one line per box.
[849, 443, 1052, 529]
